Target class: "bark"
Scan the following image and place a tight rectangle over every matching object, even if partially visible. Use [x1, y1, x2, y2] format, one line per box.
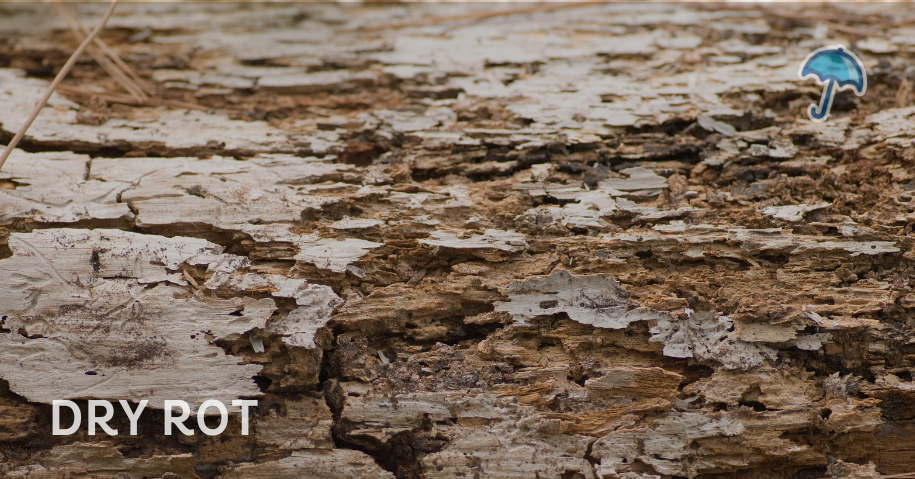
[1, 2, 915, 479]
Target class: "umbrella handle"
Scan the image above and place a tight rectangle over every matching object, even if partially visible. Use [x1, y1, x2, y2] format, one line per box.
[808, 79, 835, 122]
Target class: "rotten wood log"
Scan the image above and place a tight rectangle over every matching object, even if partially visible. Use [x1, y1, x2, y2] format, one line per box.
[2, 2, 915, 479]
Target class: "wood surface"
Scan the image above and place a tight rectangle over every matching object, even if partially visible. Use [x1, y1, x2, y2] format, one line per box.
[1, 3, 914, 479]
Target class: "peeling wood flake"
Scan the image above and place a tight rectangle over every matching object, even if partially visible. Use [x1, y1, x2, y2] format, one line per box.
[0, 69, 299, 155]
[0, 229, 269, 409]
[220, 449, 395, 479]
[420, 229, 529, 254]
[293, 235, 382, 273]
[650, 311, 777, 369]
[0, 150, 133, 223]
[496, 270, 671, 328]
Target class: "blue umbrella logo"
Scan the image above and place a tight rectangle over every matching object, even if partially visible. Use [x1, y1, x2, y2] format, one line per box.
[798, 44, 866, 123]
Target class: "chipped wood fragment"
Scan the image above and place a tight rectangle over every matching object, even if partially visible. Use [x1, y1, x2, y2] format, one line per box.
[0, 229, 270, 409]
[219, 449, 395, 479]
[495, 269, 672, 329]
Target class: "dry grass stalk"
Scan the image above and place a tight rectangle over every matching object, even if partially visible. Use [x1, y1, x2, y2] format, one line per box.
[52, 0, 149, 102]
[0, 0, 120, 171]
[55, 84, 210, 112]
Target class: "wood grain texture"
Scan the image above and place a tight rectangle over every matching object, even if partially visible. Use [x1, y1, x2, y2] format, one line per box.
[1, 3, 915, 479]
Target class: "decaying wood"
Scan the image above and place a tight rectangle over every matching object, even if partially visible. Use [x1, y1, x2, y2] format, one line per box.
[0, 0, 119, 170]
[3, 2, 915, 479]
